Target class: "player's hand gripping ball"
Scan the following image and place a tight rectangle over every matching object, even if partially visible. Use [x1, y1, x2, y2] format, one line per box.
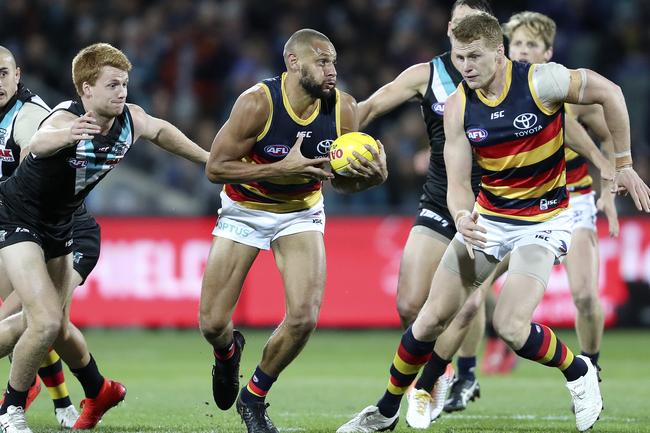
[329, 132, 379, 176]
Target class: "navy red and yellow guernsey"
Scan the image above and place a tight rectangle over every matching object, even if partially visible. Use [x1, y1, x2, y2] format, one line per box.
[564, 105, 593, 197]
[224, 73, 341, 213]
[460, 60, 568, 224]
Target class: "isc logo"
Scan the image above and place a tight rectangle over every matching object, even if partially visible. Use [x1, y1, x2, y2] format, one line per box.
[264, 144, 290, 156]
[539, 198, 558, 211]
[467, 128, 488, 142]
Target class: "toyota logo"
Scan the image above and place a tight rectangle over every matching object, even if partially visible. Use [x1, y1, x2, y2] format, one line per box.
[513, 113, 538, 130]
[317, 139, 333, 155]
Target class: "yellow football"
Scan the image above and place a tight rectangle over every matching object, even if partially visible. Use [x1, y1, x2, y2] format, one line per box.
[329, 132, 379, 177]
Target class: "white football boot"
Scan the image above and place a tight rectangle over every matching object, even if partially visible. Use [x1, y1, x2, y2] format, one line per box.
[0, 406, 32, 433]
[55, 405, 80, 429]
[405, 389, 433, 429]
[566, 355, 603, 432]
[430, 364, 455, 421]
[337, 405, 399, 433]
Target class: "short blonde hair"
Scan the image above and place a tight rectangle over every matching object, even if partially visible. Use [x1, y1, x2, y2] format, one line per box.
[452, 12, 503, 49]
[502, 11, 556, 50]
[72, 43, 132, 96]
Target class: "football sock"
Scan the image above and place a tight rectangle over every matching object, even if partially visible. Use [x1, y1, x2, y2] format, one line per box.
[39, 350, 73, 409]
[415, 350, 450, 392]
[515, 323, 587, 381]
[581, 351, 600, 367]
[457, 356, 477, 381]
[70, 354, 105, 399]
[376, 327, 434, 418]
[240, 366, 276, 404]
[0, 383, 28, 415]
[214, 339, 236, 362]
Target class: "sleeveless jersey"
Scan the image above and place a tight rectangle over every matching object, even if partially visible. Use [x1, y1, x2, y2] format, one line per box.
[564, 105, 593, 196]
[0, 83, 49, 181]
[0, 100, 134, 226]
[420, 52, 482, 207]
[225, 73, 340, 213]
[460, 60, 568, 224]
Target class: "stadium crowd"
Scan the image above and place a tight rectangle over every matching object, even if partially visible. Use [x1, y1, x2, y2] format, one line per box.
[1, 0, 649, 215]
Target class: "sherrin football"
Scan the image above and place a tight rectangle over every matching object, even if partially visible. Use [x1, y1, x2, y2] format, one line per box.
[329, 132, 379, 176]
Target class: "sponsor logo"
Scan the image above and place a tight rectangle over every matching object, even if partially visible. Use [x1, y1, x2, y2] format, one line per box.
[539, 198, 559, 211]
[0, 128, 6, 146]
[535, 234, 550, 241]
[73, 251, 84, 264]
[419, 208, 450, 227]
[65, 238, 74, 247]
[216, 220, 253, 238]
[0, 230, 6, 242]
[432, 102, 445, 116]
[15, 227, 30, 233]
[513, 113, 538, 130]
[68, 158, 88, 169]
[0, 148, 14, 162]
[264, 144, 290, 157]
[98, 146, 111, 152]
[316, 139, 333, 155]
[312, 218, 323, 225]
[559, 240, 568, 254]
[467, 128, 488, 142]
[297, 131, 312, 138]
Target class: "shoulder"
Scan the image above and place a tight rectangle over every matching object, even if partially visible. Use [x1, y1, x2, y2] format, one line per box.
[16, 102, 49, 125]
[41, 107, 77, 128]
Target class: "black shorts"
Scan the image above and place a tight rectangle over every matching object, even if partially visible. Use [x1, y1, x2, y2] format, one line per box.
[0, 200, 73, 261]
[71, 214, 101, 284]
[413, 200, 456, 241]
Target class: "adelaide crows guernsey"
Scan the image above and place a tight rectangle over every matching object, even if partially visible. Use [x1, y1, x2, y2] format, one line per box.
[225, 73, 340, 213]
[460, 60, 568, 224]
[564, 105, 593, 196]
[0, 84, 49, 181]
[0, 100, 134, 226]
[420, 52, 482, 207]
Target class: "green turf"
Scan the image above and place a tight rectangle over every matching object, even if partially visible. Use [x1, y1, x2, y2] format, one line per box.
[2, 328, 648, 432]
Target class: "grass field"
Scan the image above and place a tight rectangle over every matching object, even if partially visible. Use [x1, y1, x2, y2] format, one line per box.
[2, 328, 649, 433]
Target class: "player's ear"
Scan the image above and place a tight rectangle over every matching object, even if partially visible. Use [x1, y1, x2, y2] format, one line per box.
[544, 46, 553, 62]
[286, 52, 300, 72]
[82, 81, 92, 97]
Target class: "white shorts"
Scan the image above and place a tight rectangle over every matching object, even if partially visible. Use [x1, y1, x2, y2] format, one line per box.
[569, 192, 597, 232]
[454, 210, 573, 264]
[212, 191, 325, 250]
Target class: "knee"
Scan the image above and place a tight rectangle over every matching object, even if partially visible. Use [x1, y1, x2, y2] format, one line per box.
[31, 311, 63, 343]
[573, 292, 601, 317]
[396, 298, 421, 327]
[199, 311, 230, 342]
[285, 306, 319, 338]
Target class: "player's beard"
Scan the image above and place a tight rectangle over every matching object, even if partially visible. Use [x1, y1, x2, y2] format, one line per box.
[299, 67, 330, 99]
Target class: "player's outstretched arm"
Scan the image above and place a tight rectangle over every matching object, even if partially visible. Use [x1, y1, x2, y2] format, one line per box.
[331, 93, 387, 193]
[564, 114, 614, 181]
[571, 104, 619, 236]
[566, 68, 650, 211]
[29, 111, 100, 157]
[128, 104, 208, 164]
[205, 86, 331, 184]
[443, 89, 486, 257]
[358, 63, 430, 130]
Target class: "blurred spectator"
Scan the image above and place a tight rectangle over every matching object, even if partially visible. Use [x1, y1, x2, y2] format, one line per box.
[1, 0, 648, 216]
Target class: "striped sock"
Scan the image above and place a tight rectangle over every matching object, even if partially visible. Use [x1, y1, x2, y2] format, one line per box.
[415, 350, 450, 392]
[515, 323, 587, 381]
[39, 350, 73, 409]
[213, 340, 236, 362]
[376, 327, 435, 418]
[240, 366, 276, 404]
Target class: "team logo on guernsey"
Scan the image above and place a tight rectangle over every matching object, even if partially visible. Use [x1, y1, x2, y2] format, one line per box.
[264, 144, 290, 157]
[0, 148, 14, 162]
[432, 102, 445, 116]
[513, 113, 538, 130]
[316, 139, 333, 155]
[467, 128, 488, 142]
